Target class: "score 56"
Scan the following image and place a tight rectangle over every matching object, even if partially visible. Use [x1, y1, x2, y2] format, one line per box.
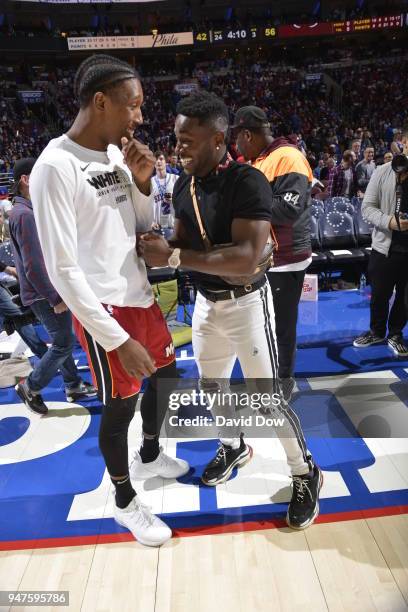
[265, 27, 276, 37]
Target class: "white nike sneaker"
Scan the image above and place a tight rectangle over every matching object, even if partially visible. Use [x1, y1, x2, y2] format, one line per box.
[114, 496, 172, 547]
[130, 447, 190, 480]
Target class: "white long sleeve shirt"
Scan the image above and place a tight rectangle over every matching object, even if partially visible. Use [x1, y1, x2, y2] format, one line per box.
[30, 134, 155, 352]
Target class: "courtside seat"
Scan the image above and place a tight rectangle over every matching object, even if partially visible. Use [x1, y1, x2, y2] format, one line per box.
[354, 208, 373, 249]
[351, 196, 363, 211]
[309, 250, 328, 268]
[0, 241, 17, 289]
[311, 198, 324, 211]
[310, 212, 322, 250]
[319, 211, 365, 266]
[324, 197, 355, 216]
[307, 212, 328, 271]
[0, 241, 15, 266]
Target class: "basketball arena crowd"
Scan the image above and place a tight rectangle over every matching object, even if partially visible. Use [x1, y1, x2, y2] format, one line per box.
[0, 50, 407, 186]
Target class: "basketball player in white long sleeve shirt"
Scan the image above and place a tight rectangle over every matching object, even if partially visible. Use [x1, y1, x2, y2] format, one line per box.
[29, 54, 189, 547]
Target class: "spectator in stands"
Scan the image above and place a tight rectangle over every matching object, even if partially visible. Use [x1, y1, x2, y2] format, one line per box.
[8, 158, 96, 414]
[361, 129, 374, 152]
[351, 139, 363, 162]
[375, 139, 387, 159]
[328, 150, 358, 198]
[306, 128, 322, 158]
[391, 130, 404, 155]
[353, 130, 408, 357]
[356, 147, 376, 193]
[151, 150, 179, 233]
[385, 124, 395, 147]
[328, 143, 341, 164]
[313, 159, 324, 180]
[384, 151, 394, 164]
[167, 153, 181, 176]
[319, 157, 335, 184]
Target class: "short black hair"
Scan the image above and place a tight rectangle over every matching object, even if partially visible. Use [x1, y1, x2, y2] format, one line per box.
[176, 90, 229, 135]
[74, 54, 140, 108]
[154, 150, 167, 159]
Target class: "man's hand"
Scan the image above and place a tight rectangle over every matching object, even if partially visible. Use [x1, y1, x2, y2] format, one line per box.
[389, 215, 408, 231]
[138, 233, 173, 267]
[116, 337, 157, 380]
[5, 266, 18, 278]
[54, 301, 68, 314]
[121, 137, 155, 195]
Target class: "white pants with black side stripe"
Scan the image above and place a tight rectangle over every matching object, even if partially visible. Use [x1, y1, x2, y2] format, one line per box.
[192, 280, 312, 476]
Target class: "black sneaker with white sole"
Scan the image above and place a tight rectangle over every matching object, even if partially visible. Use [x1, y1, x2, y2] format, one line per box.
[387, 335, 408, 357]
[286, 465, 323, 530]
[66, 381, 97, 403]
[201, 434, 252, 486]
[353, 331, 385, 348]
[15, 380, 48, 415]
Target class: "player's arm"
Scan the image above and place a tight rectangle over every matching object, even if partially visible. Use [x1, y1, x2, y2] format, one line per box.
[30, 162, 156, 379]
[167, 218, 191, 249]
[139, 219, 270, 276]
[139, 167, 272, 275]
[121, 137, 156, 232]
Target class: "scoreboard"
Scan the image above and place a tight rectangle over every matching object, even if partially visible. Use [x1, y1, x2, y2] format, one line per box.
[195, 26, 276, 45]
[194, 14, 405, 46]
[333, 14, 404, 34]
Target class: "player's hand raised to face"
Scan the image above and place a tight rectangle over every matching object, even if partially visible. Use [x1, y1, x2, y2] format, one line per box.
[121, 137, 155, 191]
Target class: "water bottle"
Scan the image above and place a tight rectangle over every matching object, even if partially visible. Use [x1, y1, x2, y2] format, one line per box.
[359, 273, 366, 295]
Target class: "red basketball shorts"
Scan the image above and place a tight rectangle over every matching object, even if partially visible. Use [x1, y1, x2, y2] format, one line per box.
[73, 302, 175, 402]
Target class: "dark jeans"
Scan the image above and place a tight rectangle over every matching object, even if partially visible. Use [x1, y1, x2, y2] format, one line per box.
[0, 285, 48, 358]
[27, 300, 81, 392]
[267, 269, 306, 379]
[368, 249, 408, 338]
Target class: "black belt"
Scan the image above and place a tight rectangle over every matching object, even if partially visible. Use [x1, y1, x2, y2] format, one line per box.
[198, 276, 267, 302]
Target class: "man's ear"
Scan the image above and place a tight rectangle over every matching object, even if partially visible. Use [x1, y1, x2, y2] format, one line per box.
[93, 91, 106, 113]
[214, 131, 225, 149]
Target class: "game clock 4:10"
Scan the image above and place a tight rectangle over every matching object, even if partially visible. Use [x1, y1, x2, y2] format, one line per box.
[195, 27, 276, 45]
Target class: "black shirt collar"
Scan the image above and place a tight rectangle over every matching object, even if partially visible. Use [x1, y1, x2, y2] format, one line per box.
[195, 152, 234, 183]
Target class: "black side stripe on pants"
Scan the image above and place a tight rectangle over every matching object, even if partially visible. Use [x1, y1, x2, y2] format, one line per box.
[83, 327, 113, 406]
[260, 285, 310, 465]
[260, 285, 280, 394]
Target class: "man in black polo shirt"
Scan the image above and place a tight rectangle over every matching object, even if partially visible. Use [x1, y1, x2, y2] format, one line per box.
[140, 91, 322, 530]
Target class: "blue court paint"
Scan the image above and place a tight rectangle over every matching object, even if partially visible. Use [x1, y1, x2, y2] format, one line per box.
[0, 289, 407, 548]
